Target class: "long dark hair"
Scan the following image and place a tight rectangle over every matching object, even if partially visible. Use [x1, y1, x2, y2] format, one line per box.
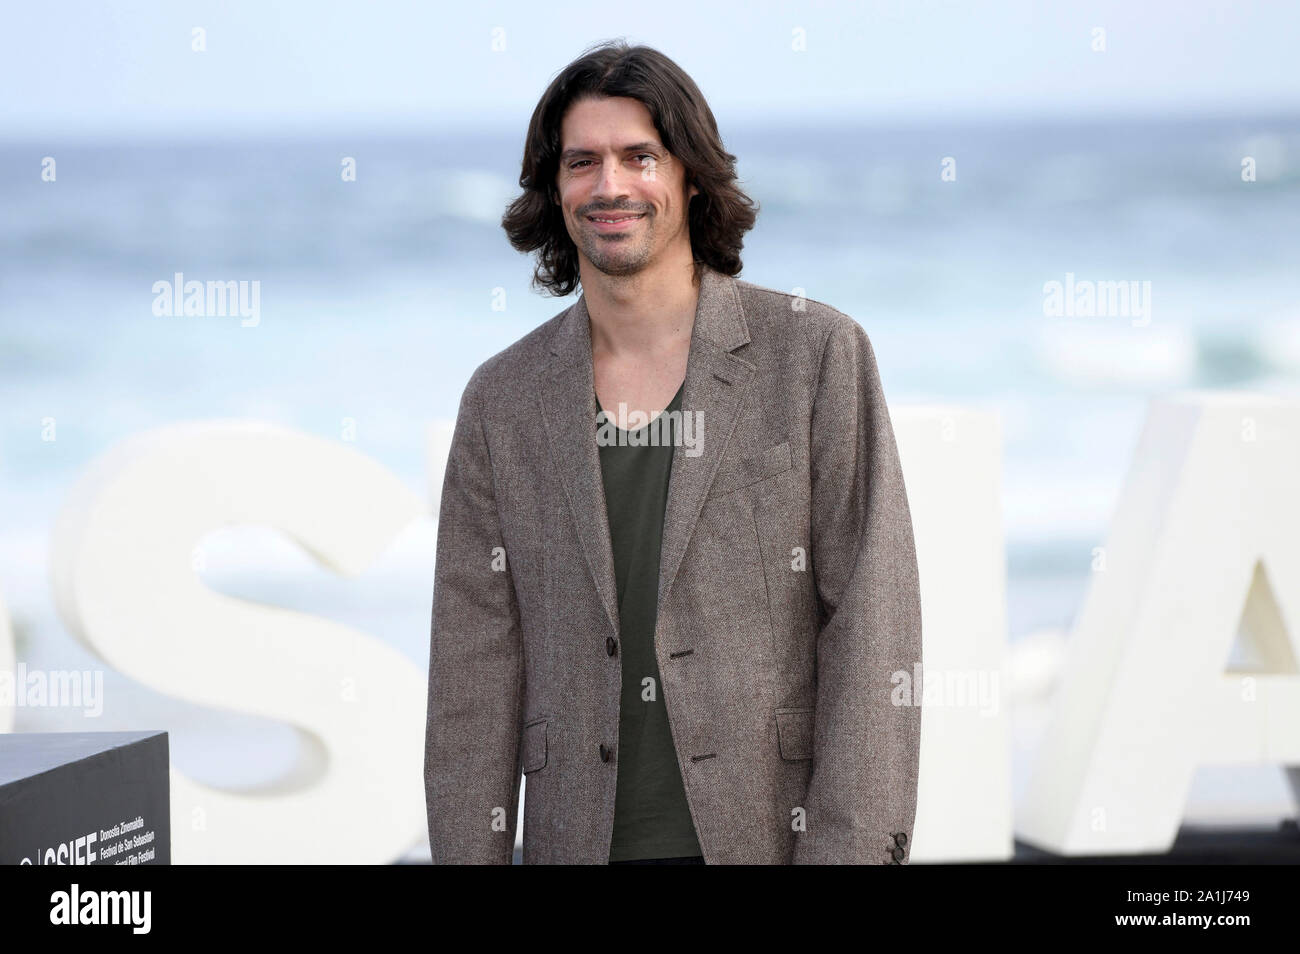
[501, 39, 759, 297]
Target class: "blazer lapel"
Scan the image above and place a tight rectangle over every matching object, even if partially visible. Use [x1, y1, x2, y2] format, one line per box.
[539, 294, 621, 637]
[538, 265, 757, 639]
[656, 268, 756, 615]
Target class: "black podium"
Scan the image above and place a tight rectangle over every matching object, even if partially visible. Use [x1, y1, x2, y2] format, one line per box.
[0, 730, 170, 865]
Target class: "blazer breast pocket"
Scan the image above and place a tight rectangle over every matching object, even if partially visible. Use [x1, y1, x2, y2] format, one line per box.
[706, 440, 792, 501]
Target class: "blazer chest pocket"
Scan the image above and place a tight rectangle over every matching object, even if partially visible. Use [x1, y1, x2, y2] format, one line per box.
[775, 706, 814, 761]
[521, 716, 548, 774]
[707, 440, 792, 501]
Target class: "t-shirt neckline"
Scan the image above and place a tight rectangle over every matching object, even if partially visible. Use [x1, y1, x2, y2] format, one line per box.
[595, 380, 685, 435]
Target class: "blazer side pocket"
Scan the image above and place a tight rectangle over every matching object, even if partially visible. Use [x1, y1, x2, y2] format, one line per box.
[707, 440, 792, 500]
[774, 706, 814, 761]
[521, 716, 549, 774]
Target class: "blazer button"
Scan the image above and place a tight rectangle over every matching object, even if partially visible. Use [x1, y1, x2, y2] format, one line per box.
[606, 636, 618, 657]
[891, 845, 905, 861]
[599, 743, 612, 763]
[894, 832, 907, 847]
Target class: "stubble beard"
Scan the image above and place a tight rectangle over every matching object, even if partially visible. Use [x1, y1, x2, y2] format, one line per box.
[578, 214, 655, 277]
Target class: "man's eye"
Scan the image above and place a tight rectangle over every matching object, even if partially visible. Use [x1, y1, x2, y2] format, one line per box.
[635, 154, 655, 164]
[570, 160, 592, 169]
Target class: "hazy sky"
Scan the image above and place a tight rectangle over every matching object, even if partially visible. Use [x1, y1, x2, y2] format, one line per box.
[3, 0, 1297, 138]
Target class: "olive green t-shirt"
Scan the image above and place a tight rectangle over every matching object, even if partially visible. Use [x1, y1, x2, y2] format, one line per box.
[595, 380, 703, 862]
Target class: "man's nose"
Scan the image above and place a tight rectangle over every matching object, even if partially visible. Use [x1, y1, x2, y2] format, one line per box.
[592, 158, 631, 203]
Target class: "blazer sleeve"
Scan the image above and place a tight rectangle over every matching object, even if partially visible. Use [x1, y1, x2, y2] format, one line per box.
[424, 368, 525, 864]
[794, 314, 923, 865]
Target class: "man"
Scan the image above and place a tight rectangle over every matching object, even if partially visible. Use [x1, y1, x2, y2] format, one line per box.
[425, 40, 922, 865]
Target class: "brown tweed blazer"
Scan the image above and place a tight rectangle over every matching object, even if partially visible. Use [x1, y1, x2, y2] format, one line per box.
[425, 264, 922, 864]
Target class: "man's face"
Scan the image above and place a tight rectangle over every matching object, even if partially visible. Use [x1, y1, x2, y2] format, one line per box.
[555, 95, 698, 278]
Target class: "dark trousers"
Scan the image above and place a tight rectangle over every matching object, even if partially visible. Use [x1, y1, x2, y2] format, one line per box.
[610, 855, 705, 864]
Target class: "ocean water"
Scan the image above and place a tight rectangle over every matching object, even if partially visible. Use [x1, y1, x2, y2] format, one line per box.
[2, 115, 1299, 853]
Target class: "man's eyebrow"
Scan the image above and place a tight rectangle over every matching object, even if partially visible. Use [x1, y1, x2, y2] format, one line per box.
[559, 142, 664, 162]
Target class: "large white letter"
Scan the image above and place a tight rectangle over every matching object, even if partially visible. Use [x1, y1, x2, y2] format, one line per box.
[893, 407, 1014, 862]
[0, 590, 13, 732]
[49, 421, 427, 862]
[1020, 393, 1300, 854]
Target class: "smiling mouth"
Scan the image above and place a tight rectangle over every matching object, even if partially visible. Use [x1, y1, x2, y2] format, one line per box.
[587, 213, 645, 224]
